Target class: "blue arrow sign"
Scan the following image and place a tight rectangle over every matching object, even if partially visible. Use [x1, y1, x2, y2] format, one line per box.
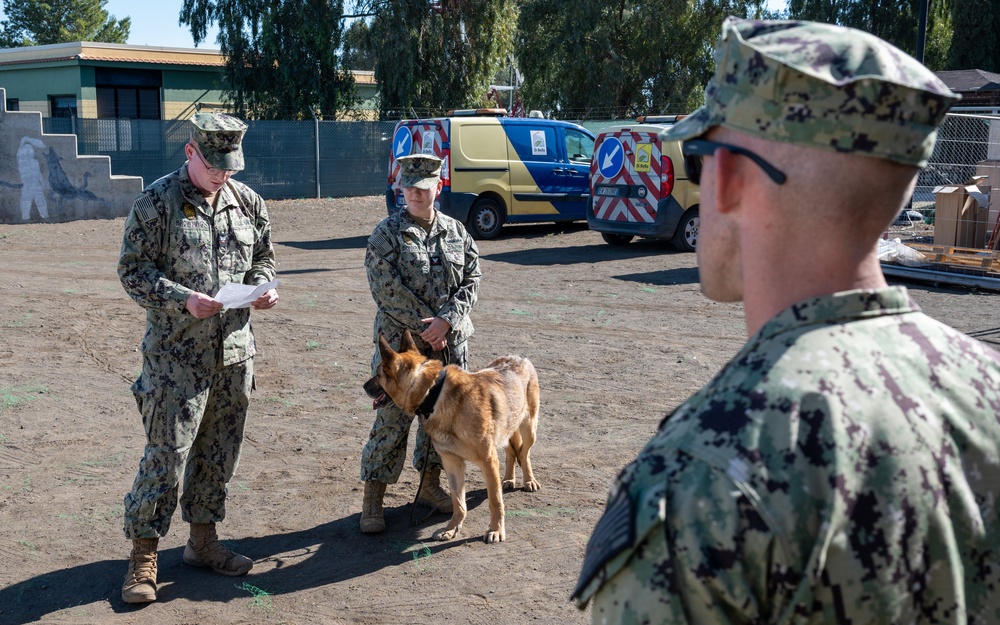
[596, 137, 624, 179]
[392, 127, 413, 159]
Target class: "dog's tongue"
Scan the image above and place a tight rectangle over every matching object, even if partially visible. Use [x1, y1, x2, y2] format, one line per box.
[372, 392, 386, 410]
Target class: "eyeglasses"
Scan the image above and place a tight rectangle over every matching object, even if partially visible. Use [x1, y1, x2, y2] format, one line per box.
[191, 145, 230, 176]
[681, 139, 786, 186]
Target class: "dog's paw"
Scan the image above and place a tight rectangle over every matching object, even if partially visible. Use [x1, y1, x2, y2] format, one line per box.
[484, 529, 506, 544]
[523, 479, 541, 492]
[501, 479, 516, 491]
[433, 527, 460, 541]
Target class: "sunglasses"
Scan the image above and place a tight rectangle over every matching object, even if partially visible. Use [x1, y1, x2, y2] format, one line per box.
[681, 139, 787, 186]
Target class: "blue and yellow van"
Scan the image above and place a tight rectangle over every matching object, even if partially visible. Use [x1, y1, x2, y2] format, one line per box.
[385, 109, 596, 239]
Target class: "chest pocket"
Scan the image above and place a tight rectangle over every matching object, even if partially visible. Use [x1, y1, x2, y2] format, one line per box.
[441, 239, 466, 285]
[399, 239, 431, 277]
[173, 219, 213, 278]
[225, 223, 256, 276]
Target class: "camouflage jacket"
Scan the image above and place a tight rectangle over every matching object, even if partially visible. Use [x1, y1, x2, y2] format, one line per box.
[574, 287, 1000, 624]
[366, 209, 480, 344]
[118, 164, 276, 369]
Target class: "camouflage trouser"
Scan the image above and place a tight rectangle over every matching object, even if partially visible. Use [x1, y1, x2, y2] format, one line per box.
[123, 355, 253, 539]
[360, 333, 469, 484]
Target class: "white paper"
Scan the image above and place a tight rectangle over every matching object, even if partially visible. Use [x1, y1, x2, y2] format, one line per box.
[213, 279, 280, 310]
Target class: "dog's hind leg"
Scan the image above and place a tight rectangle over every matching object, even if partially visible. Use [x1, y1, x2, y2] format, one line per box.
[518, 376, 541, 492]
[432, 452, 467, 541]
[503, 431, 522, 491]
[481, 448, 506, 543]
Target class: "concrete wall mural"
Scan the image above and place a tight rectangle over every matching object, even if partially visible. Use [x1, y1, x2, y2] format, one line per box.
[0, 87, 142, 223]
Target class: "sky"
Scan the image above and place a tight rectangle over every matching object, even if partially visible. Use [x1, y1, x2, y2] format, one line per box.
[1, 1, 221, 49]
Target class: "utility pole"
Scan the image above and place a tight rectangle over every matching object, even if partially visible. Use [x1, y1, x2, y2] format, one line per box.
[915, 0, 929, 63]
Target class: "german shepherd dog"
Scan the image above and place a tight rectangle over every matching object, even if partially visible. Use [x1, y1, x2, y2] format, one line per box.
[364, 330, 540, 543]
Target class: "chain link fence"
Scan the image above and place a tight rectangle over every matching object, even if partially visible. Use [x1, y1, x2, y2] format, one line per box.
[43, 109, 1000, 209]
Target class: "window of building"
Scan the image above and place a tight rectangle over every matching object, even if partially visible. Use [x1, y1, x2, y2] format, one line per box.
[49, 95, 77, 117]
[6, 98, 18, 111]
[95, 67, 162, 119]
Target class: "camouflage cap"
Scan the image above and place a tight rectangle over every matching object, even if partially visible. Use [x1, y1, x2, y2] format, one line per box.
[664, 18, 960, 167]
[398, 154, 443, 189]
[190, 112, 247, 172]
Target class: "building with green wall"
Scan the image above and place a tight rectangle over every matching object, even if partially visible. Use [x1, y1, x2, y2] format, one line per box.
[0, 41, 378, 120]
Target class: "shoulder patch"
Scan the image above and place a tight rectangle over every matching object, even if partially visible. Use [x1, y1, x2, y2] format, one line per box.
[572, 487, 635, 601]
[369, 229, 396, 258]
[133, 196, 158, 224]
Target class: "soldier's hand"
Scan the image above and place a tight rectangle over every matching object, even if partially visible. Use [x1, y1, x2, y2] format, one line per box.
[251, 289, 279, 310]
[186, 292, 224, 318]
[420, 317, 451, 351]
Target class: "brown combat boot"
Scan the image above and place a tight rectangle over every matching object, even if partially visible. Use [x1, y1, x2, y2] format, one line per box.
[121, 538, 159, 604]
[416, 468, 453, 513]
[360, 481, 387, 533]
[183, 523, 253, 576]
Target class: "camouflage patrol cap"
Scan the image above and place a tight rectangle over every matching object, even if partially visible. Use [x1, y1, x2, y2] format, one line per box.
[664, 18, 960, 167]
[190, 112, 248, 171]
[398, 154, 444, 189]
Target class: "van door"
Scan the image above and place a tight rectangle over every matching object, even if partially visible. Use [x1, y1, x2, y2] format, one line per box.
[559, 126, 595, 219]
[505, 122, 562, 220]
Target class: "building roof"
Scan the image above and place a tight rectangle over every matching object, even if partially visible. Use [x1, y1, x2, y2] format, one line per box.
[935, 69, 1000, 93]
[0, 41, 225, 68]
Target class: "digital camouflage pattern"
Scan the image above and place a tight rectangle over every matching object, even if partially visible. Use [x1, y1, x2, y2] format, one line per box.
[574, 287, 1000, 624]
[119, 163, 275, 539]
[665, 18, 960, 166]
[190, 112, 248, 171]
[361, 208, 480, 482]
[398, 154, 444, 190]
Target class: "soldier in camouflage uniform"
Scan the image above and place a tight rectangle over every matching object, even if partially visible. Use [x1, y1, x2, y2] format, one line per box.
[117, 112, 278, 603]
[574, 18, 1000, 624]
[360, 154, 481, 533]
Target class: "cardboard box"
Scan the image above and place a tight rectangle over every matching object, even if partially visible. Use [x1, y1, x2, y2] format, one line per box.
[975, 160, 1000, 246]
[933, 175, 991, 248]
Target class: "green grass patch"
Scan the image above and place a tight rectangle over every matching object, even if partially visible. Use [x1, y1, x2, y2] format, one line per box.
[0, 385, 47, 413]
[305, 340, 324, 351]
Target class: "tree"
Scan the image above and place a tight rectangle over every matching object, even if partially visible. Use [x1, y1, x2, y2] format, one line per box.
[359, 0, 519, 117]
[0, 0, 129, 47]
[342, 18, 374, 71]
[180, 0, 355, 120]
[515, 0, 767, 118]
[948, 0, 996, 70]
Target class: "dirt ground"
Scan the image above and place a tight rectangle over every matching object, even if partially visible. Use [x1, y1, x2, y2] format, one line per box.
[1, 196, 997, 625]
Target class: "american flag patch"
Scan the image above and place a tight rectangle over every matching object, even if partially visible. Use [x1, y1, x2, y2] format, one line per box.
[369, 230, 395, 258]
[572, 487, 634, 600]
[133, 196, 158, 224]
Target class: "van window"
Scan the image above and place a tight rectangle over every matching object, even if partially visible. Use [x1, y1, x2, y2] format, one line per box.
[457, 123, 507, 161]
[507, 125, 559, 164]
[565, 128, 594, 164]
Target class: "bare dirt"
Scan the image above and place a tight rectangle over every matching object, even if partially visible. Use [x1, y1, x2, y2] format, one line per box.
[1, 196, 997, 625]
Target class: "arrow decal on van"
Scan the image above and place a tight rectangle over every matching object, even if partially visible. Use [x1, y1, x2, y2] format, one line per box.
[602, 144, 621, 170]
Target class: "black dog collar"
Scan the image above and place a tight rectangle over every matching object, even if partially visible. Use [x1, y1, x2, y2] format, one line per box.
[416, 370, 447, 419]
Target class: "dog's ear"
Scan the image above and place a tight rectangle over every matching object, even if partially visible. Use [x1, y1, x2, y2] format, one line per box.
[400, 329, 418, 353]
[377, 333, 396, 362]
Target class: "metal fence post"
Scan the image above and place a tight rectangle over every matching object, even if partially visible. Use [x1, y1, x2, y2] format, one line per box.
[310, 106, 321, 199]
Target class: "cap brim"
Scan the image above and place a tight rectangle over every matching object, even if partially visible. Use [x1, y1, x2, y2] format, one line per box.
[206, 149, 244, 172]
[401, 175, 440, 190]
[662, 106, 718, 143]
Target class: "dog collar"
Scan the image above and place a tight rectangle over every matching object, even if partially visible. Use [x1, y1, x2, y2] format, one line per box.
[416, 370, 447, 419]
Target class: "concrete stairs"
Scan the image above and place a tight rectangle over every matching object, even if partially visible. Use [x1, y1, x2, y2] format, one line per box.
[0, 87, 143, 223]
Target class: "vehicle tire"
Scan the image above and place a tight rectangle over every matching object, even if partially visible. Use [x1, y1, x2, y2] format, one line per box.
[671, 209, 699, 253]
[467, 198, 505, 240]
[601, 232, 634, 246]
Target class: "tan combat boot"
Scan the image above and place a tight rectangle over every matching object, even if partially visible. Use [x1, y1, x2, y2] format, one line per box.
[417, 468, 454, 513]
[183, 522, 253, 576]
[121, 538, 159, 604]
[360, 481, 387, 533]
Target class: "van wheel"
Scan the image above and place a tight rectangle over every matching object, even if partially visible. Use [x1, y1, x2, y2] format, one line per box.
[672, 209, 699, 253]
[467, 198, 505, 240]
[601, 233, 634, 246]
